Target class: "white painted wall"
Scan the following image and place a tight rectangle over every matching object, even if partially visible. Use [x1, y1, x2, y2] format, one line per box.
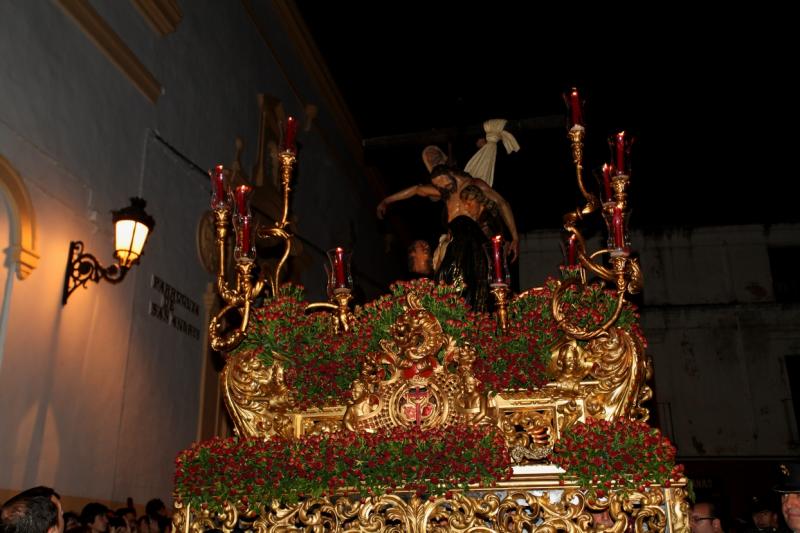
[0, 1, 389, 504]
[519, 224, 800, 459]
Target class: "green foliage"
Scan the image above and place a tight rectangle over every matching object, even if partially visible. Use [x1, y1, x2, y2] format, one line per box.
[175, 425, 512, 512]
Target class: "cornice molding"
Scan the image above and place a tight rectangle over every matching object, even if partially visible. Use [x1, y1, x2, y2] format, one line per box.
[131, 0, 182, 37]
[57, 0, 162, 103]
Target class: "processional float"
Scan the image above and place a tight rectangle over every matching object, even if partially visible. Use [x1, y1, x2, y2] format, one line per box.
[173, 91, 690, 532]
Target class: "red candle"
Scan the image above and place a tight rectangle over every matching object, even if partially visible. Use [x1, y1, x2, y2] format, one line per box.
[613, 207, 625, 248]
[615, 131, 626, 175]
[210, 164, 226, 208]
[602, 163, 613, 201]
[284, 116, 298, 153]
[234, 185, 251, 216]
[569, 88, 583, 127]
[567, 234, 577, 266]
[333, 246, 346, 287]
[491, 235, 504, 284]
[240, 216, 251, 254]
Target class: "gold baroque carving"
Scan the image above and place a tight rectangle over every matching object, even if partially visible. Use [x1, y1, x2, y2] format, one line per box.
[57, 0, 162, 103]
[175, 483, 688, 532]
[0, 156, 39, 280]
[219, 293, 652, 460]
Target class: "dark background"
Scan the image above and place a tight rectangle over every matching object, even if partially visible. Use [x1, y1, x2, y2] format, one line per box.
[296, 3, 795, 246]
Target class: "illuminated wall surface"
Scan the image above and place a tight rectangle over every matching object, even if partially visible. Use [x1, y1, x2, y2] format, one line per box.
[0, 2, 391, 504]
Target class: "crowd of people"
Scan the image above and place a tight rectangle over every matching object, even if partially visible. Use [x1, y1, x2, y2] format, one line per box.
[1, 488, 172, 533]
[689, 463, 800, 533]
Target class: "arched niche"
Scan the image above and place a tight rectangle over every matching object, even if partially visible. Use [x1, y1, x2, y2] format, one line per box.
[0, 155, 39, 279]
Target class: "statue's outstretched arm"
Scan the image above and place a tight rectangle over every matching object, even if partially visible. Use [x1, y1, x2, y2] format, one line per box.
[377, 184, 440, 219]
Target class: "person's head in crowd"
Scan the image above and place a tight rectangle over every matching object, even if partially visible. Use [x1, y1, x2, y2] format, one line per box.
[135, 516, 149, 533]
[775, 463, 800, 533]
[107, 514, 127, 533]
[1, 486, 63, 533]
[143, 501, 165, 523]
[749, 493, 780, 531]
[114, 509, 135, 533]
[691, 501, 724, 533]
[79, 503, 108, 533]
[63, 512, 80, 532]
[590, 509, 614, 529]
[154, 516, 171, 533]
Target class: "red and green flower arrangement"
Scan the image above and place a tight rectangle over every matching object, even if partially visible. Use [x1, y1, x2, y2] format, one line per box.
[175, 279, 666, 509]
[234, 277, 644, 409]
[549, 418, 684, 496]
[174, 424, 512, 512]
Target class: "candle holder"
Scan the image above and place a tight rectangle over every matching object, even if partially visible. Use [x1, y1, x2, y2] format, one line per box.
[483, 236, 511, 332]
[210, 165, 227, 210]
[484, 236, 510, 288]
[490, 285, 510, 333]
[600, 203, 631, 255]
[231, 185, 255, 262]
[608, 131, 634, 177]
[232, 213, 255, 262]
[593, 164, 616, 203]
[305, 247, 355, 334]
[326, 247, 353, 294]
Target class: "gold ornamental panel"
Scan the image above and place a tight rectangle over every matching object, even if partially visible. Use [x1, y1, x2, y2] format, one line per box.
[220, 293, 652, 468]
[174, 480, 690, 532]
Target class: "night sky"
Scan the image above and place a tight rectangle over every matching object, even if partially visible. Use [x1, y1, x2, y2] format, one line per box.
[296, 5, 795, 242]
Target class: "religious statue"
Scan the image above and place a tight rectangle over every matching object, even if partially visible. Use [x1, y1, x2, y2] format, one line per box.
[377, 145, 519, 311]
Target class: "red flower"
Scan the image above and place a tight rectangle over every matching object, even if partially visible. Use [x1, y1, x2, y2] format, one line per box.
[549, 417, 682, 493]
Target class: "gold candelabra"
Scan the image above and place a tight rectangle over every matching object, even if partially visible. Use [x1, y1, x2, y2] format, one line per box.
[208, 151, 296, 352]
[208, 147, 359, 350]
[553, 122, 642, 341]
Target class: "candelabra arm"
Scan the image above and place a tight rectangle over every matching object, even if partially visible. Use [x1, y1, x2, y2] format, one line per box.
[256, 226, 292, 297]
[563, 228, 615, 282]
[208, 260, 258, 352]
[276, 151, 295, 229]
[568, 126, 600, 216]
[552, 277, 626, 340]
[211, 206, 243, 306]
[209, 300, 251, 352]
[577, 248, 615, 282]
[254, 151, 296, 295]
[304, 291, 354, 334]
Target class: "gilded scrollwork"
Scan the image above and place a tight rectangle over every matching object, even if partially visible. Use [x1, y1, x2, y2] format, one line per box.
[177, 484, 687, 532]
[498, 409, 553, 463]
[221, 349, 294, 438]
[378, 293, 447, 379]
[585, 328, 650, 422]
